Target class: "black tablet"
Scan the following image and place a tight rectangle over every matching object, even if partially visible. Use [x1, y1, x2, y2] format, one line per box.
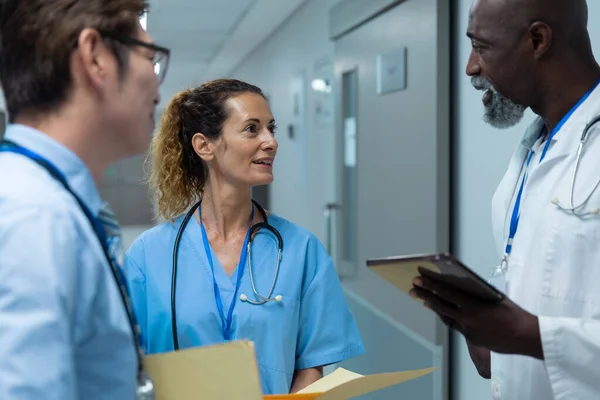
[366, 252, 505, 303]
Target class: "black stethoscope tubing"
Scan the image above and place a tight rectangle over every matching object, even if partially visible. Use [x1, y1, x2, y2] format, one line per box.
[170, 198, 283, 350]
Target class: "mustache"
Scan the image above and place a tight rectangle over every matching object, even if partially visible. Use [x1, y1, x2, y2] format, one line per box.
[471, 76, 494, 91]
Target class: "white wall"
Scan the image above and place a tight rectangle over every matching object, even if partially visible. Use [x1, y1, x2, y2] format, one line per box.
[230, 0, 339, 243]
[452, 1, 600, 399]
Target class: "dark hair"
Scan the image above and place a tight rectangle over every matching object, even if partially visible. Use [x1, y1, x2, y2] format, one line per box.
[0, 0, 148, 120]
[0, 0, 18, 31]
[148, 78, 265, 220]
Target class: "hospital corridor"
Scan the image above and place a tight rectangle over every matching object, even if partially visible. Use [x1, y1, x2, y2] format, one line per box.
[2, 0, 600, 399]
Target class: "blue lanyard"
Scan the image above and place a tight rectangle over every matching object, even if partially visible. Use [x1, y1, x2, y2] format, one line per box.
[199, 204, 254, 341]
[0, 143, 111, 240]
[505, 79, 600, 256]
[0, 141, 145, 374]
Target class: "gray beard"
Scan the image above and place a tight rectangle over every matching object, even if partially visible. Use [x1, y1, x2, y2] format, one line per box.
[471, 76, 526, 129]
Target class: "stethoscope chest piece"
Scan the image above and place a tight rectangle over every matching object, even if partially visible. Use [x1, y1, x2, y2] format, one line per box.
[171, 199, 285, 349]
[240, 220, 284, 305]
[240, 293, 282, 303]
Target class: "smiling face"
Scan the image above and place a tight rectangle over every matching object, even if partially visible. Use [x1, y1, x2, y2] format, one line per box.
[470, 75, 527, 129]
[195, 92, 278, 189]
[465, 0, 538, 129]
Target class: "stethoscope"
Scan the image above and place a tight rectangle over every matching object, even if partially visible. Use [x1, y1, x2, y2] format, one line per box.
[170, 198, 284, 350]
[490, 114, 600, 286]
[551, 115, 600, 216]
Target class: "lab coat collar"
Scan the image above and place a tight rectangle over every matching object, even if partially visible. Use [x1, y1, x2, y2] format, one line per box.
[520, 117, 545, 151]
[491, 83, 600, 258]
[533, 83, 600, 165]
[2, 123, 103, 216]
[492, 85, 600, 239]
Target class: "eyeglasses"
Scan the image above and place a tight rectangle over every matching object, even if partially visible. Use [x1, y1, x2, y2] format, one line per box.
[73, 30, 171, 85]
[104, 34, 171, 85]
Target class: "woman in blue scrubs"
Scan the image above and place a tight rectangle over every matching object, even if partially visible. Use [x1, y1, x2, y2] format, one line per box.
[124, 79, 365, 394]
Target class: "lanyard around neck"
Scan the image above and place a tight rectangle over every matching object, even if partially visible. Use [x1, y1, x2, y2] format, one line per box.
[0, 140, 145, 378]
[199, 203, 254, 341]
[504, 79, 600, 257]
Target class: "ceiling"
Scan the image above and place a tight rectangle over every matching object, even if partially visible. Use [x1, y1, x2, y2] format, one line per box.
[147, 0, 308, 107]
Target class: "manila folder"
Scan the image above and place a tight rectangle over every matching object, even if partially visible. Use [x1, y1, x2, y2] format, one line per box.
[298, 367, 436, 399]
[143, 340, 263, 400]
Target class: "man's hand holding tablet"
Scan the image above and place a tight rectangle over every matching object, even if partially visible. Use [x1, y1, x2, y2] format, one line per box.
[367, 253, 544, 360]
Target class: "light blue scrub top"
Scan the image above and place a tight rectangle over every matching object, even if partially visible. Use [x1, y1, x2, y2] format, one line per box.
[124, 211, 365, 394]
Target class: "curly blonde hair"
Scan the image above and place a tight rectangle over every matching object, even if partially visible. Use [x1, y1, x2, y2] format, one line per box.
[147, 79, 265, 221]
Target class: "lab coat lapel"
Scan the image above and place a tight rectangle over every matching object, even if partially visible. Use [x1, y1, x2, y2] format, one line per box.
[530, 85, 600, 179]
[529, 116, 585, 179]
[491, 118, 544, 253]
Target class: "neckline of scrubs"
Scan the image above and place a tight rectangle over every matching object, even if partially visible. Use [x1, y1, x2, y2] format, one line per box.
[198, 203, 254, 341]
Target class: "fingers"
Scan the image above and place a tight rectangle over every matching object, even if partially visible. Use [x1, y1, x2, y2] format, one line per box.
[440, 315, 459, 331]
[410, 286, 462, 321]
[415, 268, 474, 307]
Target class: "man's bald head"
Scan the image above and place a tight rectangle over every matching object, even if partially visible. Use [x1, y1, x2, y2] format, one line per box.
[483, 0, 589, 25]
[469, 0, 589, 52]
[466, 0, 597, 129]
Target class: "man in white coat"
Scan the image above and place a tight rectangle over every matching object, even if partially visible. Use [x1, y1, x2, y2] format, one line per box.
[411, 0, 600, 399]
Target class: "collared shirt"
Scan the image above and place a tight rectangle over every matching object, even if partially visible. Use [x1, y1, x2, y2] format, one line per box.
[0, 124, 137, 400]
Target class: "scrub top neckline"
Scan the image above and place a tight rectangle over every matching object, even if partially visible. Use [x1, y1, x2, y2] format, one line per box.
[175, 210, 285, 291]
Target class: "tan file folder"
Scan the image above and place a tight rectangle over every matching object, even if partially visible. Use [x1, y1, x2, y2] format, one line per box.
[294, 366, 436, 399]
[144, 340, 436, 400]
[143, 340, 263, 400]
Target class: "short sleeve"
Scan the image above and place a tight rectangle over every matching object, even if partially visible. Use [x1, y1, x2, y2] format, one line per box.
[295, 253, 365, 370]
[123, 238, 148, 350]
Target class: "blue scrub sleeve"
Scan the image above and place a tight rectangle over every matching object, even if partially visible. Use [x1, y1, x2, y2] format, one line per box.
[295, 256, 365, 370]
[123, 241, 148, 350]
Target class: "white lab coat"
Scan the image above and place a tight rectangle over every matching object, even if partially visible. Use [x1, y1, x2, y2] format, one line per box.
[490, 85, 600, 400]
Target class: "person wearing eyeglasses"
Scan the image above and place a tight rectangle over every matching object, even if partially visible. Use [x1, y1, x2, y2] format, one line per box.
[0, 1, 169, 399]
